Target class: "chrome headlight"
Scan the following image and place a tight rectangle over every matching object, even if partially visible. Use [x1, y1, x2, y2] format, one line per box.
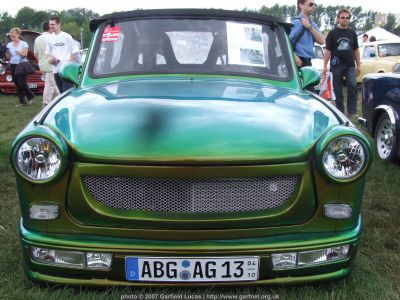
[393, 63, 400, 73]
[0, 65, 5, 76]
[6, 74, 13, 82]
[322, 136, 366, 179]
[315, 127, 371, 183]
[14, 137, 63, 182]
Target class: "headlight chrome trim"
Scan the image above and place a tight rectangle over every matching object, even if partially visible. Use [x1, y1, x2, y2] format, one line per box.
[11, 133, 68, 184]
[315, 127, 371, 183]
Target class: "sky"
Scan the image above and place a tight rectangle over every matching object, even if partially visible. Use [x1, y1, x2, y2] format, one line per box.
[1, 0, 396, 16]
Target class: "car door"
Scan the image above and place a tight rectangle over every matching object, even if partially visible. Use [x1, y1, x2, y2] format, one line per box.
[358, 45, 377, 83]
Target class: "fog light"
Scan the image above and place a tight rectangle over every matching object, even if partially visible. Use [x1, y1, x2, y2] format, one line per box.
[30, 247, 85, 267]
[272, 245, 350, 270]
[6, 74, 13, 82]
[86, 252, 112, 269]
[29, 204, 59, 220]
[271, 253, 297, 269]
[298, 249, 326, 266]
[327, 245, 350, 260]
[324, 204, 352, 219]
[298, 245, 350, 266]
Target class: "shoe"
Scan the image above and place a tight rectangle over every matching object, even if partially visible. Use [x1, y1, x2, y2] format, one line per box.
[27, 93, 36, 101]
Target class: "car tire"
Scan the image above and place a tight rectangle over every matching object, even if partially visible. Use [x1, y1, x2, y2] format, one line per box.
[375, 112, 398, 162]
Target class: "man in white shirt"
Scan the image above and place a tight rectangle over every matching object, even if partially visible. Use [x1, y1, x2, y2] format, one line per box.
[46, 16, 79, 93]
[34, 21, 60, 108]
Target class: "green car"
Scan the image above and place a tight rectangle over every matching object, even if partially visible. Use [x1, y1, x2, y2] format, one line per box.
[11, 9, 372, 286]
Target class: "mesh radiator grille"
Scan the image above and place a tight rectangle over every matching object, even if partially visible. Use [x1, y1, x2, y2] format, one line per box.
[82, 175, 300, 213]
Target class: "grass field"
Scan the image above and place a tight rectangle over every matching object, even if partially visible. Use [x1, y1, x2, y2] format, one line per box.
[0, 93, 399, 300]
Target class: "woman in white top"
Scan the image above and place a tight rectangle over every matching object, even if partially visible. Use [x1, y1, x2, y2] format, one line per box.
[6, 27, 35, 106]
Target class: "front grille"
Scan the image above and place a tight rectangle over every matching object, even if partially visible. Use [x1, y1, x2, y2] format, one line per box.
[27, 74, 42, 81]
[82, 175, 300, 213]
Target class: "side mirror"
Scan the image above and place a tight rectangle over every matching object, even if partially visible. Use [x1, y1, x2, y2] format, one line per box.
[299, 66, 320, 89]
[60, 62, 82, 86]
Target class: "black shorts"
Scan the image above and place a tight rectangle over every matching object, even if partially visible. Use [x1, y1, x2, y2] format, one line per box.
[299, 56, 312, 67]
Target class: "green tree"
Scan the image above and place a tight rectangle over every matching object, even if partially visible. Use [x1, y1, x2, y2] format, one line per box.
[323, 6, 340, 30]
[0, 11, 15, 35]
[358, 10, 378, 32]
[62, 22, 81, 41]
[14, 6, 37, 29]
[348, 6, 363, 31]
[57, 8, 99, 48]
[33, 10, 52, 31]
[312, 5, 325, 29]
[60, 8, 99, 26]
[383, 13, 397, 33]
[393, 25, 400, 36]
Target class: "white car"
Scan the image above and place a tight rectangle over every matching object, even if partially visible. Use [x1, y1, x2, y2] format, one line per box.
[311, 44, 324, 91]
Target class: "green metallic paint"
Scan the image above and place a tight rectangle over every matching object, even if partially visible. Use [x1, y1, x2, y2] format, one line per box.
[40, 78, 339, 164]
[20, 218, 361, 285]
[300, 67, 321, 89]
[311, 169, 366, 233]
[67, 162, 315, 230]
[24, 268, 353, 286]
[16, 158, 364, 241]
[60, 62, 82, 86]
[11, 124, 69, 184]
[11, 11, 373, 286]
[314, 125, 372, 183]
[20, 216, 362, 251]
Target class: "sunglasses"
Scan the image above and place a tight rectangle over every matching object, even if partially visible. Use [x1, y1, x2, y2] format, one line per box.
[305, 2, 317, 7]
[340, 16, 351, 19]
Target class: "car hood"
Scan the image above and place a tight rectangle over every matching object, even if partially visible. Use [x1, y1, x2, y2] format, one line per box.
[44, 78, 339, 164]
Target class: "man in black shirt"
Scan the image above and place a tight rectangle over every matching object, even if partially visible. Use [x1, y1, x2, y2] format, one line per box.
[323, 8, 361, 116]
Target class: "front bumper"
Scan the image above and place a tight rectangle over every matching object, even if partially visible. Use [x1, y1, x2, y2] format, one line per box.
[0, 82, 44, 94]
[20, 217, 362, 286]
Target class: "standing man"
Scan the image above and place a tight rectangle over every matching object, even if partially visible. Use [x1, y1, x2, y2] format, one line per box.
[34, 21, 60, 108]
[46, 16, 79, 93]
[290, 0, 325, 68]
[323, 8, 361, 116]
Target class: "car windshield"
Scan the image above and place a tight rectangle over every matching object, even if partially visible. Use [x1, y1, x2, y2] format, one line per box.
[91, 18, 290, 80]
[378, 43, 400, 57]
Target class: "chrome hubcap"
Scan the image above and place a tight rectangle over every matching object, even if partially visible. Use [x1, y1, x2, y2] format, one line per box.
[377, 118, 394, 159]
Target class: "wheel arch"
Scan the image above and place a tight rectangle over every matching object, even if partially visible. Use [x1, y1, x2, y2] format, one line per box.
[372, 105, 398, 137]
[373, 105, 400, 161]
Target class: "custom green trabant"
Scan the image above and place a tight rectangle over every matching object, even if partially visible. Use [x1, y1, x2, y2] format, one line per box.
[11, 9, 372, 286]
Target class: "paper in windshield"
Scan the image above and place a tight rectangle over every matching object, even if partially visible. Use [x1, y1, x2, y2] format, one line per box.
[226, 22, 266, 67]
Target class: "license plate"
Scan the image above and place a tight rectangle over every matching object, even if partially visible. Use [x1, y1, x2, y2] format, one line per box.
[28, 83, 37, 88]
[126, 256, 259, 282]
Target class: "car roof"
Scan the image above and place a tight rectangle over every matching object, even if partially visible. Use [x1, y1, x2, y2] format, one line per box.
[89, 9, 291, 33]
[361, 39, 400, 46]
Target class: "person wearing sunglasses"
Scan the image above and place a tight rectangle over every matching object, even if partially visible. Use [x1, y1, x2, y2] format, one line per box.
[289, 0, 325, 71]
[323, 8, 360, 116]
